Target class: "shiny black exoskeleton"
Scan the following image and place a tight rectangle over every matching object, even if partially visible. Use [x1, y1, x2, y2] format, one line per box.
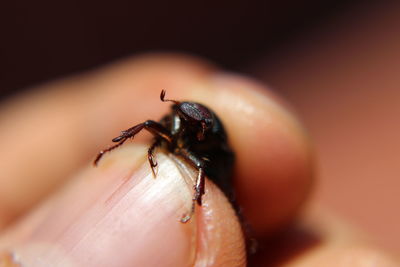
[94, 90, 234, 223]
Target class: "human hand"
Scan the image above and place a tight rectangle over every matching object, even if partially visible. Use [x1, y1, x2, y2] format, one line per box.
[0, 54, 397, 266]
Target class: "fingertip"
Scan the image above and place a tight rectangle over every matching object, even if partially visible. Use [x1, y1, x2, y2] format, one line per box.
[1, 144, 248, 266]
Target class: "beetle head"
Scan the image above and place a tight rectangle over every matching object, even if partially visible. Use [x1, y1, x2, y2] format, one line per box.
[177, 102, 213, 140]
[160, 90, 213, 140]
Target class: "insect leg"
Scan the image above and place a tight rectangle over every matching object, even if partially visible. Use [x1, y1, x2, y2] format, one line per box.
[94, 120, 172, 165]
[112, 120, 172, 143]
[148, 139, 161, 177]
[94, 137, 129, 166]
[178, 149, 206, 223]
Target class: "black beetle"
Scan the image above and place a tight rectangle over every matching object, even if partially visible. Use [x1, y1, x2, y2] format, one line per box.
[94, 90, 234, 223]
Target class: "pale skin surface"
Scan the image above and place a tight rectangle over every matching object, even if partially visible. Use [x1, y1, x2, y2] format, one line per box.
[0, 54, 398, 266]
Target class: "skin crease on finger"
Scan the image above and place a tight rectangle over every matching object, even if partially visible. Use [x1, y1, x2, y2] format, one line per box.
[0, 54, 313, 238]
[0, 145, 246, 266]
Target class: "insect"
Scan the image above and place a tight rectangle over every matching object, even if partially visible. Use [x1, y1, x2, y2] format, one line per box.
[94, 90, 235, 223]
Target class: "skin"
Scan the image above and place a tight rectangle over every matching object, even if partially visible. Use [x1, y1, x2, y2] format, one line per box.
[0, 54, 398, 266]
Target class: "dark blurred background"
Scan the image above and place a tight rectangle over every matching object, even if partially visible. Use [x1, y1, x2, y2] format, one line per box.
[1, 0, 359, 98]
[2, 0, 399, 253]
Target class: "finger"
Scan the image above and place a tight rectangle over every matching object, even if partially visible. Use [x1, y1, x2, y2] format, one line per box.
[0, 54, 313, 238]
[251, 207, 399, 266]
[0, 145, 246, 266]
[0, 54, 216, 228]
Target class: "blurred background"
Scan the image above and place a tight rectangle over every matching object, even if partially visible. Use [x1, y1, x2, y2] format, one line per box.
[1, 0, 398, 252]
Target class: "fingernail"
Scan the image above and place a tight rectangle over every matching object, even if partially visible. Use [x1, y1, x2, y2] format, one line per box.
[0, 145, 198, 266]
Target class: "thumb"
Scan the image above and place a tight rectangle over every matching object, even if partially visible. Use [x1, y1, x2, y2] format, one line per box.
[0, 145, 246, 267]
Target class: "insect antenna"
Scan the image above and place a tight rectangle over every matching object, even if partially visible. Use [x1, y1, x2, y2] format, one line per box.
[160, 90, 180, 104]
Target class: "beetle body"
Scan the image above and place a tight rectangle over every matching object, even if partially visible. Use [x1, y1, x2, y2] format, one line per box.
[95, 90, 234, 222]
[163, 101, 234, 199]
